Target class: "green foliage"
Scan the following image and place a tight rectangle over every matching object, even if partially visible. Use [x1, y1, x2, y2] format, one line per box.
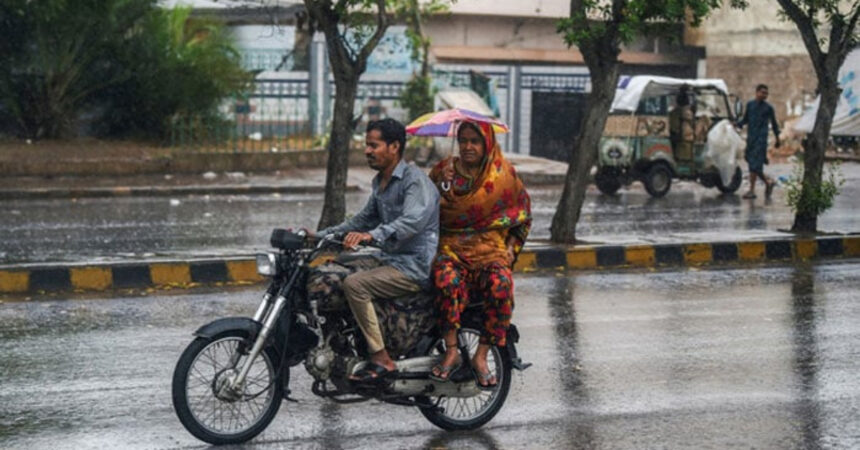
[0, 0, 249, 140]
[784, 162, 845, 217]
[99, 7, 250, 139]
[392, 0, 454, 65]
[392, 0, 453, 121]
[557, 0, 746, 47]
[399, 75, 435, 121]
[0, 0, 154, 138]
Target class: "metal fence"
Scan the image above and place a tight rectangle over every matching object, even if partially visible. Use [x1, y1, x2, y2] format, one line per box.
[170, 77, 320, 153]
[169, 68, 592, 155]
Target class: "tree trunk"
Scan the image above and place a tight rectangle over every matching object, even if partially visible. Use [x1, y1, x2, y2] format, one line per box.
[317, 75, 358, 230]
[550, 50, 620, 244]
[792, 76, 839, 233]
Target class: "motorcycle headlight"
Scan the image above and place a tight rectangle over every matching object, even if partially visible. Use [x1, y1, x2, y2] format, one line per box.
[256, 253, 280, 277]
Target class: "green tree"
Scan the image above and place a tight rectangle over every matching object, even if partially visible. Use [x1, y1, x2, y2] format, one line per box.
[394, 0, 453, 121]
[551, 0, 745, 243]
[0, 0, 153, 138]
[303, 0, 391, 229]
[0, 0, 248, 140]
[100, 6, 250, 139]
[774, 0, 858, 232]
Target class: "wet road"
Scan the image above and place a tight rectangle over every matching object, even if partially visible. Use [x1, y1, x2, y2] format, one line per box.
[1, 163, 858, 264]
[2, 263, 859, 449]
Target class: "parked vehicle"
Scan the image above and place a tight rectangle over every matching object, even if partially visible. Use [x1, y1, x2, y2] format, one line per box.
[596, 76, 743, 197]
[172, 229, 530, 445]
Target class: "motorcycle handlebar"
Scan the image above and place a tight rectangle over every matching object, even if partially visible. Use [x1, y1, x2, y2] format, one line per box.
[321, 232, 383, 250]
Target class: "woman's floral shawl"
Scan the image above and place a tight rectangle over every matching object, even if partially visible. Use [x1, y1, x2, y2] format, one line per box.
[429, 121, 531, 268]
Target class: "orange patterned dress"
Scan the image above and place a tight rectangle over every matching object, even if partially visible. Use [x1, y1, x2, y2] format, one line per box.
[429, 121, 531, 346]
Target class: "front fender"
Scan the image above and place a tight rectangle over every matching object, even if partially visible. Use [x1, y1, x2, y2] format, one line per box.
[194, 317, 262, 339]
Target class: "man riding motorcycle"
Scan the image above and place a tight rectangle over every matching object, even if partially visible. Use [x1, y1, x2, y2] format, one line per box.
[312, 118, 439, 382]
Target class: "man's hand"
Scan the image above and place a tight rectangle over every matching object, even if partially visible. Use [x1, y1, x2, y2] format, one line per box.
[343, 232, 373, 250]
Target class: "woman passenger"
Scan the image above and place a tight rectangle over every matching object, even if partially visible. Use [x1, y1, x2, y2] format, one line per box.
[428, 120, 531, 389]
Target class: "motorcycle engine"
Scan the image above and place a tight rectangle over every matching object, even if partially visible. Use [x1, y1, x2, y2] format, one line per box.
[305, 345, 336, 380]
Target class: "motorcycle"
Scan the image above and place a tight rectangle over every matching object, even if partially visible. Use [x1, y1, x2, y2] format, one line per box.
[171, 229, 531, 445]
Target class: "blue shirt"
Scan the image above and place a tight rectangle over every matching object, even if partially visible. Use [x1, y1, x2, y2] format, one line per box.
[319, 160, 440, 287]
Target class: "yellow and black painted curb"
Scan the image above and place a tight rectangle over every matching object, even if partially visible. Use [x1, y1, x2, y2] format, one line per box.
[1, 234, 858, 295]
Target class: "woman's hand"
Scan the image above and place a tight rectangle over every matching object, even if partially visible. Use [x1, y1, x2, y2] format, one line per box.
[437, 161, 455, 193]
[441, 161, 455, 182]
[505, 240, 516, 264]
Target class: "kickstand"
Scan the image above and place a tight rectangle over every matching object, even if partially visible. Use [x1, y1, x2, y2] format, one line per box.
[283, 388, 299, 403]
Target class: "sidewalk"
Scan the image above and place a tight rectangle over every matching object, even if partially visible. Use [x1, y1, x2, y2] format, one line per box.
[0, 153, 567, 200]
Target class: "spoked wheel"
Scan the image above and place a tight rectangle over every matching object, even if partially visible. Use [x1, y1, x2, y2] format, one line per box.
[172, 330, 283, 445]
[418, 327, 512, 430]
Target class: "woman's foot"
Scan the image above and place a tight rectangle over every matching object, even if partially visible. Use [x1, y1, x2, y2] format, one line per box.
[742, 190, 756, 199]
[471, 355, 497, 390]
[430, 348, 461, 382]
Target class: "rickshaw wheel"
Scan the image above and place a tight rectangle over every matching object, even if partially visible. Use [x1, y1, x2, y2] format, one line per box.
[643, 163, 672, 197]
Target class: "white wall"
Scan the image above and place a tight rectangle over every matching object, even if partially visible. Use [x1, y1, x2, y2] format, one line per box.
[703, 0, 808, 56]
[426, 15, 568, 50]
[447, 0, 568, 18]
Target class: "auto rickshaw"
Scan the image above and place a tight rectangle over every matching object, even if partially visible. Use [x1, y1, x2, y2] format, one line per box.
[596, 76, 743, 197]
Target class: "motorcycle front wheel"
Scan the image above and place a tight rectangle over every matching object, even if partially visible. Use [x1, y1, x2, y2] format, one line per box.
[172, 330, 283, 445]
[418, 327, 512, 431]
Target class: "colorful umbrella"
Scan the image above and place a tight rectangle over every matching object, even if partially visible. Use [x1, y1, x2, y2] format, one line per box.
[405, 108, 509, 137]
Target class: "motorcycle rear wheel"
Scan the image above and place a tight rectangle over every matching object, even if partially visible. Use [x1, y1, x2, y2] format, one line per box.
[418, 327, 512, 430]
[172, 330, 283, 445]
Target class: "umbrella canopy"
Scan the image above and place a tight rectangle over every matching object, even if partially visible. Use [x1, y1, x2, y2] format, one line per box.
[406, 108, 509, 137]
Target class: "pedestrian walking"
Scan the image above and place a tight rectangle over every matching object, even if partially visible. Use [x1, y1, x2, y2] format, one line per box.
[736, 84, 781, 199]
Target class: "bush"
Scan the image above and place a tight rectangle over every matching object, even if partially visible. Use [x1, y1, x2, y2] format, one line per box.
[0, 0, 155, 138]
[0, 0, 249, 140]
[399, 74, 434, 122]
[99, 7, 250, 140]
[784, 162, 845, 217]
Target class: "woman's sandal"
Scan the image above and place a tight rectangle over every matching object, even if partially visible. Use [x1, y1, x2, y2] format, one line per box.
[430, 355, 462, 382]
[472, 368, 498, 391]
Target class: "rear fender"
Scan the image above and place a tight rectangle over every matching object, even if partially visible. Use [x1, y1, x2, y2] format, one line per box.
[504, 324, 532, 371]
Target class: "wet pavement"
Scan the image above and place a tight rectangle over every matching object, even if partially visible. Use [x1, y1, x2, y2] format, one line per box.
[1, 162, 858, 265]
[1, 263, 859, 449]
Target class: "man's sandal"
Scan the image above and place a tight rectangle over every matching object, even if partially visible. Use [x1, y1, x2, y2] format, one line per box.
[350, 362, 397, 383]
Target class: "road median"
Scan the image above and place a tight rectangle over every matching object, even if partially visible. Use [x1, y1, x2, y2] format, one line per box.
[2, 234, 858, 296]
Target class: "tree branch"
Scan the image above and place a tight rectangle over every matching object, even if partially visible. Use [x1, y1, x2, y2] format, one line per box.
[305, 0, 354, 69]
[776, 0, 825, 68]
[569, 0, 591, 34]
[608, 0, 626, 47]
[840, 2, 860, 55]
[357, 0, 389, 65]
